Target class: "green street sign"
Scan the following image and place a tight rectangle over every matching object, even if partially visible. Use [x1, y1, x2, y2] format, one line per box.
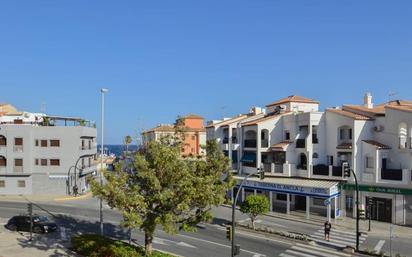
[341, 183, 412, 196]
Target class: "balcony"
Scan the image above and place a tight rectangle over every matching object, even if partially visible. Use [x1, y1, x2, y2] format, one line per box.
[313, 164, 329, 176]
[310, 165, 346, 179]
[381, 168, 402, 181]
[332, 166, 343, 177]
[13, 146, 23, 153]
[312, 136, 319, 144]
[296, 139, 306, 149]
[244, 139, 257, 148]
[80, 145, 97, 151]
[14, 166, 23, 173]
[261, 139, 269, 148]
[263, 163, 271, 173]
[222, 138, 229, 144]
[231, 137, 238, 144]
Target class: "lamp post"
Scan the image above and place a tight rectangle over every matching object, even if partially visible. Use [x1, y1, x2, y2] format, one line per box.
[100, 88, 108, 236]
[231, 164, 264, 257]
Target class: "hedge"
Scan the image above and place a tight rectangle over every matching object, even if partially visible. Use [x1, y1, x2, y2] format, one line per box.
[71, 234, 175, 257]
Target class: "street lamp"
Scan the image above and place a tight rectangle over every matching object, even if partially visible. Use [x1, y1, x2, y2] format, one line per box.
[231, 163, 264, 257]
[343, 162, 360, 252]
[100, 88, 108, 236]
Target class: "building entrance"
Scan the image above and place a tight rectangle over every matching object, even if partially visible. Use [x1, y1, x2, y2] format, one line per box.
[295, 195, 306, 211]
[367, 197, 392, 223]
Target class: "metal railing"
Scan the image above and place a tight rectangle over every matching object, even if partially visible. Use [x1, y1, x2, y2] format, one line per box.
[381, 168, 402, 181]
[313, 165, 329, 176]
[244, 139, 256, 148]
[222, 138, 229, 144]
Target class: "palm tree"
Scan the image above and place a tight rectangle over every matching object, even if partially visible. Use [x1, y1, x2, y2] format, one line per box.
[124, 135, 132, 155]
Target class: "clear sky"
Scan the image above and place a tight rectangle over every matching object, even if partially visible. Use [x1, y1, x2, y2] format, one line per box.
[1, 1, 411, 144]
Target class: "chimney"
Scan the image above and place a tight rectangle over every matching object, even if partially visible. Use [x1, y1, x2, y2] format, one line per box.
[249, 107, 263, 115]
[364, 92, 373, 109]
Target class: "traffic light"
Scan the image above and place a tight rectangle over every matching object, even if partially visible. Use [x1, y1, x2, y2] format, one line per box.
[368, 198, 374, 206]
[259, 170, 265, 180]
[358, 209, 366, 219]
[342, 162, 351, 177]
[226, 225, 232, 241]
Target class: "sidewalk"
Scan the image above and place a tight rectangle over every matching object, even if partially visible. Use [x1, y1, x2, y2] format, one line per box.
[0, 192, 93, 203]
[0, 218, 78, 257]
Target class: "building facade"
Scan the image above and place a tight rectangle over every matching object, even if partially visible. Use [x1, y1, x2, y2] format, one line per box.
[142, 114, 207, 157]
[0, 105, 97, 195]
[207, 94, 412, 225]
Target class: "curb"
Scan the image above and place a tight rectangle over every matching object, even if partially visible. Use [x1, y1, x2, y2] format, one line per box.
[54, 192, 93, 201]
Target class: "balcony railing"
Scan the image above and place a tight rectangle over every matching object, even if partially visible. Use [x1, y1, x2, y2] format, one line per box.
[381, 168, 402, 181]
[231, 137, 238, 144]
[244, 139, 257, 148]
[263, 163, 271, 173]
[261, 139, 268, 148]
[80, 146, 97, 150]
[313, 165, 329, 176]
[296, 139, 306, 148]
[332, 166, 343, 177]
[14, 166, 23, 173]
[274, 164, 283, 173]
[222, 138, 229, 144]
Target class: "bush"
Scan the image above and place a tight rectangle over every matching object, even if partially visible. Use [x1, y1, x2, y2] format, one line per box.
[71, 234, 175, 257]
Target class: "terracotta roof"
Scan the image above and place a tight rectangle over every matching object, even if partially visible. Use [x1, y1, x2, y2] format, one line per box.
[336, 142, 353, 149]
[326, 108, 372, 120]
[343, 105, 385, 116]
[182, 114, 204, 119]
[362, 140, 391, 150]
[205, 115, 248, 128]
[270, 140, 292, 151]
[242, 112, 290, 126]
[266, 95, 319, 107]
[385, 105, 412, 113]
[143, 124, 175, 133]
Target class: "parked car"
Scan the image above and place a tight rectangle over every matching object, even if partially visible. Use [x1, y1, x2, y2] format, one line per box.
[5, 215, 58, 233]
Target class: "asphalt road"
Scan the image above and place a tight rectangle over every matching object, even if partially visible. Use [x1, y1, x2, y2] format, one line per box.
[0, 200, 291, 257]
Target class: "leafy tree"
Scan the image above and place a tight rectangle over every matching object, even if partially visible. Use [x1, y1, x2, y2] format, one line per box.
[90, 135, 233, 256]
[240, 195, 270, 230]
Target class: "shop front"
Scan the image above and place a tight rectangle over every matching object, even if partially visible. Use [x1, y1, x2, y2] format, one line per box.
[233, 176, 341, 222]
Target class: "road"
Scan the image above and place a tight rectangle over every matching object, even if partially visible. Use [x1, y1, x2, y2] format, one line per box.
[0, 200, 291, 257]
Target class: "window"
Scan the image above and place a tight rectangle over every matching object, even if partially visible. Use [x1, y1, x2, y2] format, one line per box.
[276, 193, 287, 201]
[14, 159, 23, 166]
[312, 152, 319, 159]
[312, 125, 318, 144]
[313, 198, 324, 206]
[14, 138, 23, 145]
[50, 140, 60, 147]
[0, 136, 6, 146]
[35, 159, 39, 165]
[50, 159, 60, 166]
[366, 156, 374, 169]
[0, 157, 6, 166]
[399, 123, 407, 149]
[349, 129, 352, 139]
[285, 131, 290, 141]
[327, 156, 334, 166]
[35, 140, 39, 146]
[17, 180, 25, 188]
[41, 140, 47, 147]
[0, 180, 5, 187]
[41, 159, 47, 166]
[298, 153, 307, 170]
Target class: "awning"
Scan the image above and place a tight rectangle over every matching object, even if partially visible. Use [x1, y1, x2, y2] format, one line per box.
[241, 153, 256, 163]
[270, 140, 291, 151]
[234, 175, 340, 198]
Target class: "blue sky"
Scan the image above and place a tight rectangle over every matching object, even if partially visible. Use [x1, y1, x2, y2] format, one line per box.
[1, 1, 411, 144]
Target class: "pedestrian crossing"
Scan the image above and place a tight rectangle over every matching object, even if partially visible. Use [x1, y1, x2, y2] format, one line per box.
[278, 243, 353, 257]
[309, 227, 368, 249]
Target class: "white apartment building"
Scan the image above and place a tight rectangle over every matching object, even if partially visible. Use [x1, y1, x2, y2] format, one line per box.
[0, 105, 97, 195]
[207, 94, 412, 225]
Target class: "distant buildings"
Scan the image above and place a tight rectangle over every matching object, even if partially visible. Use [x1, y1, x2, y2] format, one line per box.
[0, 104, 97, 195]
[207, 94, 412, 225]
[142, 115, 206, 157]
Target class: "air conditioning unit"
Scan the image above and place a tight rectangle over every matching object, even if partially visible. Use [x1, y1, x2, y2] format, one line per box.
[373, 125, 384, 132]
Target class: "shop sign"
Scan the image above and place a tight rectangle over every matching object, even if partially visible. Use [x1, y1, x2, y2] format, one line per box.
[241, 180, 333, 196]
[341, 184, 412, 195]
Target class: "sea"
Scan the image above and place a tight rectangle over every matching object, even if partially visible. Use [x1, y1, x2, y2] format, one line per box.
[97, 144, 138, 157]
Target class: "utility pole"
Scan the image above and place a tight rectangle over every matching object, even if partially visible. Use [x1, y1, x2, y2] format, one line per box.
[100, 88, 108, 236]
[28, 203, 33, 241]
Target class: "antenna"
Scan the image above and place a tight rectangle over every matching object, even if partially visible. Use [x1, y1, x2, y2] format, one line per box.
[388, 91, 398, 102]
[40, 102, 46, 113]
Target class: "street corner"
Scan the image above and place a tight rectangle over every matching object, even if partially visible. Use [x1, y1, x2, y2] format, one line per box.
[53, 192, 93, 202]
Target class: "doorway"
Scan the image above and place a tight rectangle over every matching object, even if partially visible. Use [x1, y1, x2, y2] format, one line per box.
[367, 197, 392, 223]
[295, 195, 306, 211]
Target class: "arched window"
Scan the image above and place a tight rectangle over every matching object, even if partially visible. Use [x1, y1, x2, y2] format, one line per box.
[261, 129, 269, 148]
[312, 152, 319, 159]
[399, 122, 407, 149]
[244, 130, 257, 148]
[298, 153, 307, 170]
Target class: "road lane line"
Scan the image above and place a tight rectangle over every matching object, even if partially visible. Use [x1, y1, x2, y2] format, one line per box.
[170, 233, 266, 256]
[374, 240, 385, 253]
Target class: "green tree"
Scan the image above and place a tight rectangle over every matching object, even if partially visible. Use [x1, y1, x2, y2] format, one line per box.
[90, 136, 233, 256]
[240, 195, 270, 230]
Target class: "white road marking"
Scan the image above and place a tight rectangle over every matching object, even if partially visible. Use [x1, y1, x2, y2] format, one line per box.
[238, 218, 251, 223]
[176, 242, 197, 248]
[172, 233, 266, 256]
[153, 237, 171, 246]
[374, 240, 385, 253]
